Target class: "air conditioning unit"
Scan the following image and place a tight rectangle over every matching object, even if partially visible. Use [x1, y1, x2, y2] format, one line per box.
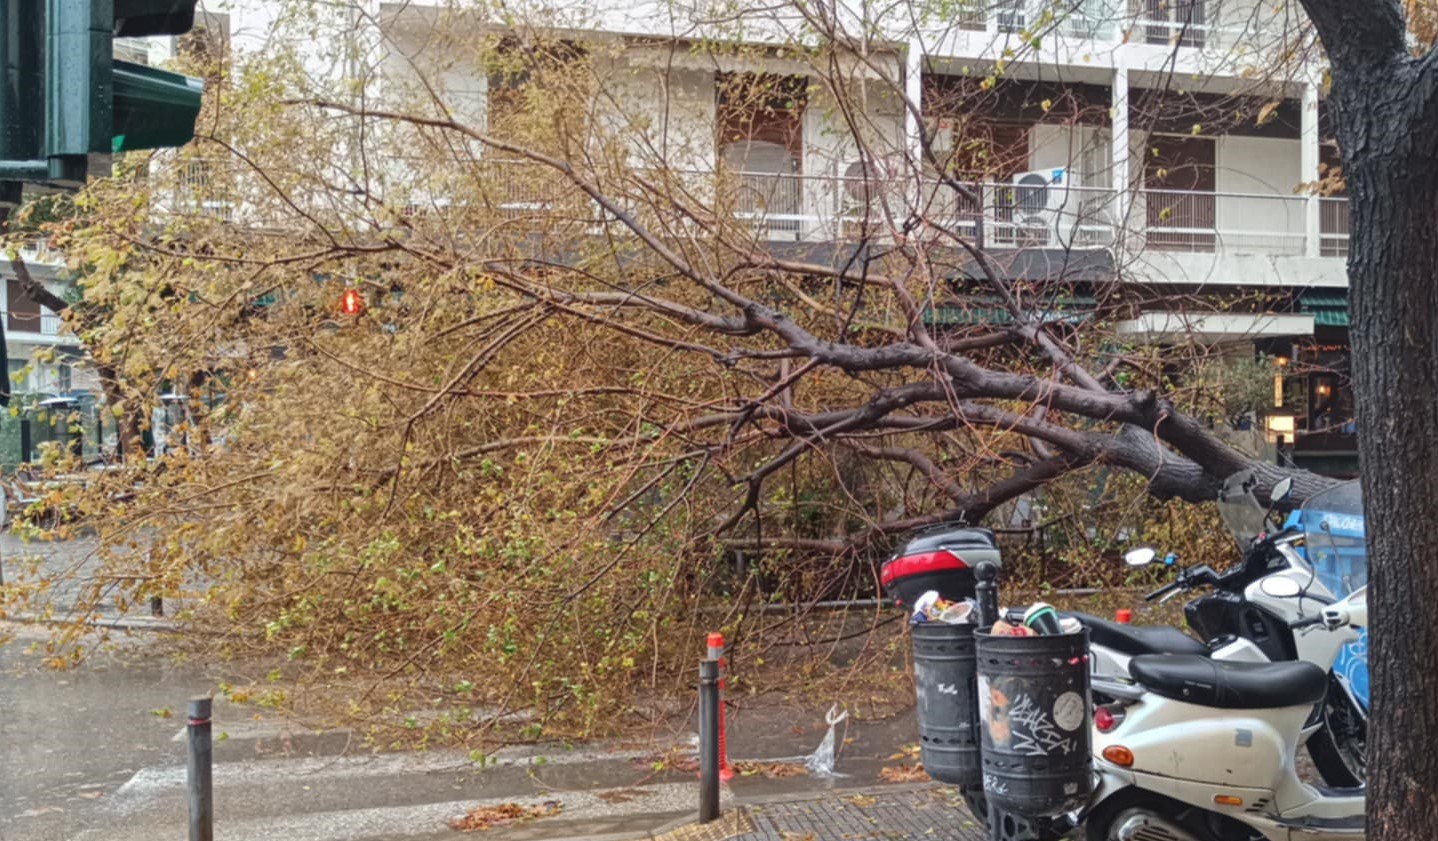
[999, 167, 1083, 248]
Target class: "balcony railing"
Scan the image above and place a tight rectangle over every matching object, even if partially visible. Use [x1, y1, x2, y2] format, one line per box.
[159, 158, 1352, 260]
[1321, 197, 1350, 258]
[716, 173, 1347, 259]
[1137, 189, 1310, 256]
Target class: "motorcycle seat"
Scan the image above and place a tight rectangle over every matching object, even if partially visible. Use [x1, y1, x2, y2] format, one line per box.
[1067, 613, 1209, 657]
[1130, 655, 1328, 709]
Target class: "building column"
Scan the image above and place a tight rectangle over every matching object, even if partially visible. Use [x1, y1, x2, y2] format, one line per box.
[905, 37, 924, 163]
[1301, 81, 1321, 258]
[1111, 65, 1130, 227]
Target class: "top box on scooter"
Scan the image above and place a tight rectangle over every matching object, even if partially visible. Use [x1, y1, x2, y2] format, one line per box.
[881, 524, 1000, 608]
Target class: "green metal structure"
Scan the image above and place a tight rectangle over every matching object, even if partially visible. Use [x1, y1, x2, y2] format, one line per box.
[0, 1, 202, 201]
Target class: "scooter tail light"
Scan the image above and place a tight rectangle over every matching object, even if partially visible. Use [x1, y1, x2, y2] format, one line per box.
[1094, 704, 1125, 733]
[1101, 745, 1134, 767]
[879, 550, 967, 586]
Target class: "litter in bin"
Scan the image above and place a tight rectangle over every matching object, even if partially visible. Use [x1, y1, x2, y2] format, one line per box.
[910, 590, 978, 624]
[993, 603, 1084, 636]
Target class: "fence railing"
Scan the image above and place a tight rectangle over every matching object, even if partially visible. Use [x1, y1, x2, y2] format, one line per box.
[714, 173, 1344, 258]
[1137, 189, 1310, 256]
[158, 158, 1352, 259]
[1320, 197, 1350, 258]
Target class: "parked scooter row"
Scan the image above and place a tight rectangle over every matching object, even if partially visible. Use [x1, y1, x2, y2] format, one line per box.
[884, 470, 1371, 840]
[1077, 472, 1368, 788]
[1076, 582, 1367, 841]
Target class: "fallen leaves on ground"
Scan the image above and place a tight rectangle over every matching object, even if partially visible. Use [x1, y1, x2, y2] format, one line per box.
[734, 761, 809, 778]
[842, 793, 878, 808]
[879, 763, 930, 783]
[780, 832, 816, 841]
[887, 743, 921, 761]
[447, 801, 562, 832]
[637, 746, 698, 774]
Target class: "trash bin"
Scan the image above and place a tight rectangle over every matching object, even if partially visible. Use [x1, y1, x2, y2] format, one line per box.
[974, 629, 1092, 817]
[911, 621, 980, 786]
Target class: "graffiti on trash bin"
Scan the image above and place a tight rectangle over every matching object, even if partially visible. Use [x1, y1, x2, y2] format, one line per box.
[989, 678, 1081, 759]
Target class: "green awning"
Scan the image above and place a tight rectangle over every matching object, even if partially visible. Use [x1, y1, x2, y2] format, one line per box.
[924, 295, 1096, 327]
[1299, 293, 1348, 328]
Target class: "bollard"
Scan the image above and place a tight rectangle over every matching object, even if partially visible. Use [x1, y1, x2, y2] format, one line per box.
[698, 659, 721, 823]
[151, 596, 164, 617]
[187, 696, 214, 841]
[975, 561, 999, 628]
[705, 633, 734, 781]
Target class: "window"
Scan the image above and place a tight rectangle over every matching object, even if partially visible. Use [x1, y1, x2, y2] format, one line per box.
[716, 74, 807, 166]
[1144, 135, 1216, 251]
[7, 360, 27, 394]
[1143, 0, 1207, 48]
[7, 279, 41, 333]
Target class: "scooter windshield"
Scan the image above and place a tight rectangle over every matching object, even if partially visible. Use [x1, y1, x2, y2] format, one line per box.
[1216, 469, 1267, 548]
[1290, 479, 1368, 709]
[1295, 480, 1366, 598]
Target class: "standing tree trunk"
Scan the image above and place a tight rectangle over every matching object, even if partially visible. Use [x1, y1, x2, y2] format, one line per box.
[1298, 0, 1438, 833]
[1344, 102, 1438, 839]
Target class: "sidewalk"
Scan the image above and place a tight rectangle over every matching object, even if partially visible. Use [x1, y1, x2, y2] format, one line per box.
[646, 785, 986, 841]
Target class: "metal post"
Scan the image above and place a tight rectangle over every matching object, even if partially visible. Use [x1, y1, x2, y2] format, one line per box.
[187, 696, 214, 841]
[698, 659, 720, 823]
[705, 633, 732, 780]
[150, 595, 164, 617]
[975, 561, 999, 627]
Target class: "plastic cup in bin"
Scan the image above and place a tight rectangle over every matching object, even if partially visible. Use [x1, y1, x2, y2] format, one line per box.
[974, 628, 1093, 817]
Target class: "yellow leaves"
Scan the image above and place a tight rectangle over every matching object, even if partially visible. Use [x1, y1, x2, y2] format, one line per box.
[1256, 100, 1281, 127]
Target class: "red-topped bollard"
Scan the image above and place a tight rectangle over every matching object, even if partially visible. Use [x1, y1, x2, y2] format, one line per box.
[706, 633, 734, 781]
[1115, 608, 1133, 624]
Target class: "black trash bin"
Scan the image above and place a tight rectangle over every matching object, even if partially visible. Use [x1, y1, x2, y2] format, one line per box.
[911, 622, 981, 786]
[974, 629, 1092, 817]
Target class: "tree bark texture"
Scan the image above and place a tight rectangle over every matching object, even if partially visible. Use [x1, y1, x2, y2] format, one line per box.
[1303, 0, 1438, 829]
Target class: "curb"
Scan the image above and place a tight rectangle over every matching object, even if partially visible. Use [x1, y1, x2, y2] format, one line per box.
[542, 780, 949, 841]
[1, 612, 182, 632]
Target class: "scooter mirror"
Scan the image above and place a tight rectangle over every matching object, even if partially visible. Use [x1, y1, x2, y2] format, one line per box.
[1271, 477, 1294, 502]
[1261, 577, 1303, 598]
[1124, 547, 1158, 567]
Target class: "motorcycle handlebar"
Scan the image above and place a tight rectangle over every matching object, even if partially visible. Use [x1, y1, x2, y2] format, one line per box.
[1145, 580, 1181, 602]
[1289, 616, 1325, 630]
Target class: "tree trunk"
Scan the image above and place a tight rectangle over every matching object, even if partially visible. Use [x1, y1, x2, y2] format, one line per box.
[1335, 67, 1438, 836]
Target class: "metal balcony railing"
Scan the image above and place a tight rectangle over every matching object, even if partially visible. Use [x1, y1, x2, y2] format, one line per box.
[1137, 189, 1311, 256]
[1321, 197, 1350, 258]
[154, 158, 1353, 259]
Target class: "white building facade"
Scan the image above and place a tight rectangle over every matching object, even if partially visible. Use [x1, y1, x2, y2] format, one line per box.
[168, 0, 1356, 471]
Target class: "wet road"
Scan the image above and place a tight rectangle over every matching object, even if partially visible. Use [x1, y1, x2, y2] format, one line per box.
[0, 627, 218, 841]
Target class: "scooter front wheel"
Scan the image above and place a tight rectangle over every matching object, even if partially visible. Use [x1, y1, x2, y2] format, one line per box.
[1305, 676, 1367, 787]
[1083, 794, 1262, 841]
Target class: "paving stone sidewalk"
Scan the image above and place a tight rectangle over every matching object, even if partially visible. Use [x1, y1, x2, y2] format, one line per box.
[654, 786, 987, 841]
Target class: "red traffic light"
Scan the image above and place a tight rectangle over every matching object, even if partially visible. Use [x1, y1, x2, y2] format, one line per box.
[340, 288, 364, 316]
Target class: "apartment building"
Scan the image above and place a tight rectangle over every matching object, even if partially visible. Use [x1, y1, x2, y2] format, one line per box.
[198, 0, 1355, 473]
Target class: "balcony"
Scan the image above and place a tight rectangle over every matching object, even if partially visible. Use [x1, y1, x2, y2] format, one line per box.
[159, 158, 1350, 278]
[718, 172, 1347, 260]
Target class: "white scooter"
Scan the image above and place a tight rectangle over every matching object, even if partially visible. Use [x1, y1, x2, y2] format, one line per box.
[1077, 582, 1368, 841]
[1076, 475, 1367, 787]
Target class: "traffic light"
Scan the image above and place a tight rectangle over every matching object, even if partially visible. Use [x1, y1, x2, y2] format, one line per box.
[340, 288, 365, 317]
[0, 1, 203, 201]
